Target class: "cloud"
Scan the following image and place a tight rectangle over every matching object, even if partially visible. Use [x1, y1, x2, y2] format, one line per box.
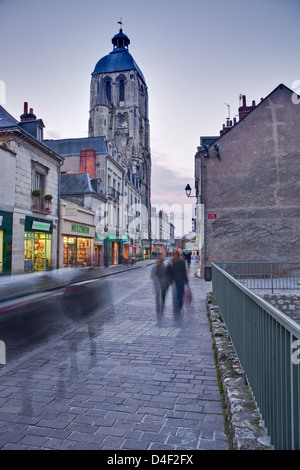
[151, 156, 195, 236]
[151, 156, 193, 206]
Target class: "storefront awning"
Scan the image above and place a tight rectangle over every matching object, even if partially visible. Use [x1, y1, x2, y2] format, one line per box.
[124, 243, 136, 249]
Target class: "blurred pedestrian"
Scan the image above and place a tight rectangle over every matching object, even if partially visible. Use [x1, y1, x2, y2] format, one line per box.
[169, 250, 188, 316]
[151, 253, 171, 320]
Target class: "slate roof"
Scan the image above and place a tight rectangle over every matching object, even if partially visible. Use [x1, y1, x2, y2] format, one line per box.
[0, 105, 19, 128]
[92, 50, 146, 84]
[92, 29, 146, 85]
[60, 173, 97, 195]
[0, 105, 63, 162]
[44, 136, 108, 156]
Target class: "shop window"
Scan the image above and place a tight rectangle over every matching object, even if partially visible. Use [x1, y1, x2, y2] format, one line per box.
[63, 236, 91, 267]
[0, 230, 3, 273]
[24, 232, 51, 272]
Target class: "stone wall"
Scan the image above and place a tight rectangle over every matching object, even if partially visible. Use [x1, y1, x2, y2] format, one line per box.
[261, 293, 300, 324]
[198, 85, 300, 273]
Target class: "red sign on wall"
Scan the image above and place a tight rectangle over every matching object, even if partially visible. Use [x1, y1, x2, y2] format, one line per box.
[208, 213, 217, 219]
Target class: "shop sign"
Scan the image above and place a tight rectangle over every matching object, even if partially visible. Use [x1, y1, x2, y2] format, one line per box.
[65, 206, 77, 216]
[71, 224, 90, 234]
[32, 221, 51, 231]
[0, 216, 2, 226]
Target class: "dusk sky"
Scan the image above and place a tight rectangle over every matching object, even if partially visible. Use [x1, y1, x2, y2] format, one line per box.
[1, 0, 300, 233]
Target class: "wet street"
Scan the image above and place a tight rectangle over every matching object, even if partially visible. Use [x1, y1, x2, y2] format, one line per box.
[0, 262, 229, 450]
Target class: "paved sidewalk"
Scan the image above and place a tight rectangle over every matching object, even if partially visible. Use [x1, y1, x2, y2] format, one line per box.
[0, 264, 229, 450]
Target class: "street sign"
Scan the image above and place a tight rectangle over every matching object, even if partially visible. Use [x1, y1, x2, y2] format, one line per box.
[208, 213, 217, 219]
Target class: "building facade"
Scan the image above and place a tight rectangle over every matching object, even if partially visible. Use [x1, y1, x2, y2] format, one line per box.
[59, 199, 96, 268]
[0, 103, 63, 274]
[195, 84, 300, 276]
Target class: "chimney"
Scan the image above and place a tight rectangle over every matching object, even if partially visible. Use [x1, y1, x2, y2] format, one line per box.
[80, 147, 96, 178]
[238, 94, 256, 120]
[19, 102, 44, 140]
[20, 102, 36, 122]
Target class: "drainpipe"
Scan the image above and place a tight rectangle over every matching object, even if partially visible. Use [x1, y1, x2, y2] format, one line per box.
[57, 160, 63, 269]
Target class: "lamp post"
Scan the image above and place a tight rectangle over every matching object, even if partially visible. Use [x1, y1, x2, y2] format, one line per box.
[185, 184, 201, 277]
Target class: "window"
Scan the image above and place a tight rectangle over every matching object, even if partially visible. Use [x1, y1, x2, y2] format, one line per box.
[106, 80, 111, 102]
[32, 160, 49, 197]
[34, 171, 45, 194]
[119, 79, 125, 101]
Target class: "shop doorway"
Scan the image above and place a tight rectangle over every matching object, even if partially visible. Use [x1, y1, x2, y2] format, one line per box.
[94, 245, 103, 266]
[64, 241, 77, 267]
[112, 242, 119, 265]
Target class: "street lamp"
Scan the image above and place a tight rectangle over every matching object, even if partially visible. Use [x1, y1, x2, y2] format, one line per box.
[184, 183, 201, 278]
[185, 184, 199, 200]
[185, 184, 192, 198]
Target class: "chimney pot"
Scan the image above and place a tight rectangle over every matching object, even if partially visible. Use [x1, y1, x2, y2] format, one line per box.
[24, 102, 28, 114]
[242, 95, 246, 107]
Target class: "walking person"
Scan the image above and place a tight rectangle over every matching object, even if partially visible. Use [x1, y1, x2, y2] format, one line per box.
[151, 253, 171, 322]
[169, 249, 188, 319]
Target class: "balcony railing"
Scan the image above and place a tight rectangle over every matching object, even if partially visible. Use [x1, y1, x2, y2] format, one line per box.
[107, 186, 121, 200]
[32, 196, 52, 213]
[212, 261, 300, 450]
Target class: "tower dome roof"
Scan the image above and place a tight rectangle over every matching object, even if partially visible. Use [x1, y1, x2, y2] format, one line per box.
[92, 28, 146, 84]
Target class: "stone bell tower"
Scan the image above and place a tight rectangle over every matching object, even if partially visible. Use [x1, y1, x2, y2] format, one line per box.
[89, 25, 151, 211]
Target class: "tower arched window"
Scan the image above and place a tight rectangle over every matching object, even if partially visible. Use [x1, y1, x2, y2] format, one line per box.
[105, 80, 112, 103]
[119, 79, 125, 102]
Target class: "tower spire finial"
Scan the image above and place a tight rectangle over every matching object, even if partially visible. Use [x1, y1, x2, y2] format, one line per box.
[118, 17, 123, 31]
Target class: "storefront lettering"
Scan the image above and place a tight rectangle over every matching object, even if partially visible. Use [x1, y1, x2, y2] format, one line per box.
[32, 221, 50, 231]
[71, 224, 90, 234]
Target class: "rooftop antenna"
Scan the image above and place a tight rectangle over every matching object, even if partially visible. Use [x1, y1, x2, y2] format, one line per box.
[225, 103, 230, 119]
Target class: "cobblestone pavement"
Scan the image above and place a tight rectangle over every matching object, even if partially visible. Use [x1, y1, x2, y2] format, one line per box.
[0, 262, 229, 450]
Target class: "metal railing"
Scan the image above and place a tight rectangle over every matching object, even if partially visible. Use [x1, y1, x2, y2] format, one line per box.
[107, 186, 121, 200]
[212, 262, 300, 450]
[214, 261, 300, 292]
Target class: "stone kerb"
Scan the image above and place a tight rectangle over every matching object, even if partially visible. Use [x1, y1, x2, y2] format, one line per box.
[206, 292, 272, 450]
